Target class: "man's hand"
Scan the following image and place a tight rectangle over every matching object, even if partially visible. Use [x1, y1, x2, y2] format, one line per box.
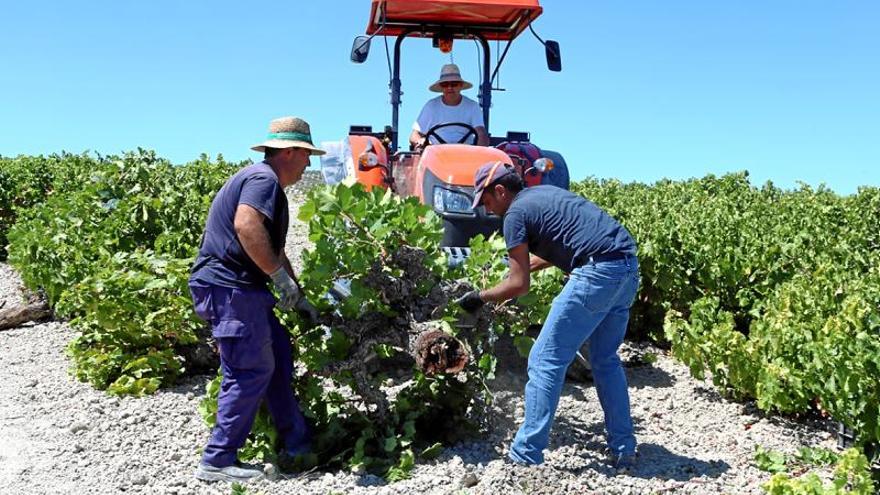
[269, 267, 302, 311]
[409, 129, 426, 151]
[410, 138, 427, 153]
[455, 290, 485, 313]
[294, 297, 320, 325]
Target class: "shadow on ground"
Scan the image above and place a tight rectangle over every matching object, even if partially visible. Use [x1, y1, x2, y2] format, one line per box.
[547, 412, 730, 482]
[627, 364, 675, 389]
[625, 442, 730, 481]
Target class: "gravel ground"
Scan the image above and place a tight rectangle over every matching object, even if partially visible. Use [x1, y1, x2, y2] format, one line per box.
[0, 171, 840, 494]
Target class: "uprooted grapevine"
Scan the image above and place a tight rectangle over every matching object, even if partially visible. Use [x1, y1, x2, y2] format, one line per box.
[198, 183, 559, 480]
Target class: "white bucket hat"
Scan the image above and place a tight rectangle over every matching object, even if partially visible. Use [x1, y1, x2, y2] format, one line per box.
[251, 116, 326, 155]
[429, 64, 474, 93]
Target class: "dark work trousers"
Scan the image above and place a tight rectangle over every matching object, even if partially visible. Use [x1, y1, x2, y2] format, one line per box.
[189, 283, 311, 468]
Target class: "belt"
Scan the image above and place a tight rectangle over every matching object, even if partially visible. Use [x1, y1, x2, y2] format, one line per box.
[586, 251, 630, 264]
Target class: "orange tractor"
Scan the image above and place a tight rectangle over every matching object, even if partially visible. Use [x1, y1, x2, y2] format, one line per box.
[320, 0, 570, 259]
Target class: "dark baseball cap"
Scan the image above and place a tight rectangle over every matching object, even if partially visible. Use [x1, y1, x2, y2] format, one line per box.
[472, 161, 516, 209]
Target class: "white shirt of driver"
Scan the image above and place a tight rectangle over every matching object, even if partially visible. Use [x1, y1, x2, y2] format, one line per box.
[413, 95, 484, 145]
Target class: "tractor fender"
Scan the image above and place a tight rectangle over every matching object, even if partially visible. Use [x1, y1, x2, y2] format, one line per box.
[538, 149, 570, 190]
[349, 135, 389, 190]
[319, 135, 389, 190]
[495, 141, 543, 187]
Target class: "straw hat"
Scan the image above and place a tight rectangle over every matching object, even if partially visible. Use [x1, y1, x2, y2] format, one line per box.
[429, 64, 474, 93]
[250, 116, 326, 155]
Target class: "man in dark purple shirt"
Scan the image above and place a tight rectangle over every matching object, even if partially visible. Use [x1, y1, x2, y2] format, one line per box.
[189, 116, 323, 483]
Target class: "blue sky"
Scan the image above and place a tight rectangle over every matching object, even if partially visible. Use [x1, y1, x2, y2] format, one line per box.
[1, 1, 877, 194]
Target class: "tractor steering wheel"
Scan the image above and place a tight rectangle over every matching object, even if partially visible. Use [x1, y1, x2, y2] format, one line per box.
[422, 122, 479, 146]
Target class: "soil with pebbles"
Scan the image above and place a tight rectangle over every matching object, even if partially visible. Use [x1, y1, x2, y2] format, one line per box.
[0, 171, 840, 494]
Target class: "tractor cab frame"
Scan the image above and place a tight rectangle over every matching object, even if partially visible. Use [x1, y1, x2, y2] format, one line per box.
[351, 0, 560, 152]
[322, 0, 569, 249]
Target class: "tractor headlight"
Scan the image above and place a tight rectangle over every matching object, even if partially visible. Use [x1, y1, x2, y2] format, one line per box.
[433, 186, 474, 214]
[533, 157, 554, 173]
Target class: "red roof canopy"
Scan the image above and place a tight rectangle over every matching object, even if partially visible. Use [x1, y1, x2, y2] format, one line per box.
[366, 0, 543, 41]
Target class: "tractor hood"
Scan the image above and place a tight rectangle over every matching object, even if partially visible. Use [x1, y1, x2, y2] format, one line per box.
[418, 144, 511, 187]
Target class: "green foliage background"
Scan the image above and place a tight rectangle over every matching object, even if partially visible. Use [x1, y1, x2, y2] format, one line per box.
[573, 173, 880, 450]
[2, 150, 241, 394]
[755, 446, 876, 494]
[2, 154, 878, 485]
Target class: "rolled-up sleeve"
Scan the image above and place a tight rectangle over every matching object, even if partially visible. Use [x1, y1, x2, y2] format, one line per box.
[238, 175, 280, 220]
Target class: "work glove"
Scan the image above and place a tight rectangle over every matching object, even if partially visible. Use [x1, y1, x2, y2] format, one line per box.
[455, 290, 485, 313]
[269, 267, 302, 312]
[294, 297, 320, 326]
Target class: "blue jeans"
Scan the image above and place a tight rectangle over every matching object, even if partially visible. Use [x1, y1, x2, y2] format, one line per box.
[189, 283, 311, 467]
[509, 256, 639, 465]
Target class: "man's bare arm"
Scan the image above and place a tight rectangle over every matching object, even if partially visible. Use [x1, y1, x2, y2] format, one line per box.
[282, 254, 306, 287]
[281, 255, 294, 277]
[480, 243, 531, 302]
[475, 126, 489, 146]
[409, 129, 425, 148]
[529, 254, 553, 273]
[234, 204, 281, 275]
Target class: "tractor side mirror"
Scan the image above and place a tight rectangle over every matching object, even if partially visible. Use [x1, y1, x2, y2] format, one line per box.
[350, 36, 371, 64]
[545, 40, 562, 72]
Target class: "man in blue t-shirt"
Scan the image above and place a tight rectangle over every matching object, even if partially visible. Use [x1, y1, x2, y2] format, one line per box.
[457, 161, 641, 471]
[189, 116, 323, 483]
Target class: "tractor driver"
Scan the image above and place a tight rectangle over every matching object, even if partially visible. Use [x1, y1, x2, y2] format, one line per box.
[409, 63, 490, 150]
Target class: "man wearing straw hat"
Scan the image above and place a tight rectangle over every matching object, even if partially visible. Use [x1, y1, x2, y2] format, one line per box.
[189, 116, 324, 482]
[409, 63, 490, 149]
